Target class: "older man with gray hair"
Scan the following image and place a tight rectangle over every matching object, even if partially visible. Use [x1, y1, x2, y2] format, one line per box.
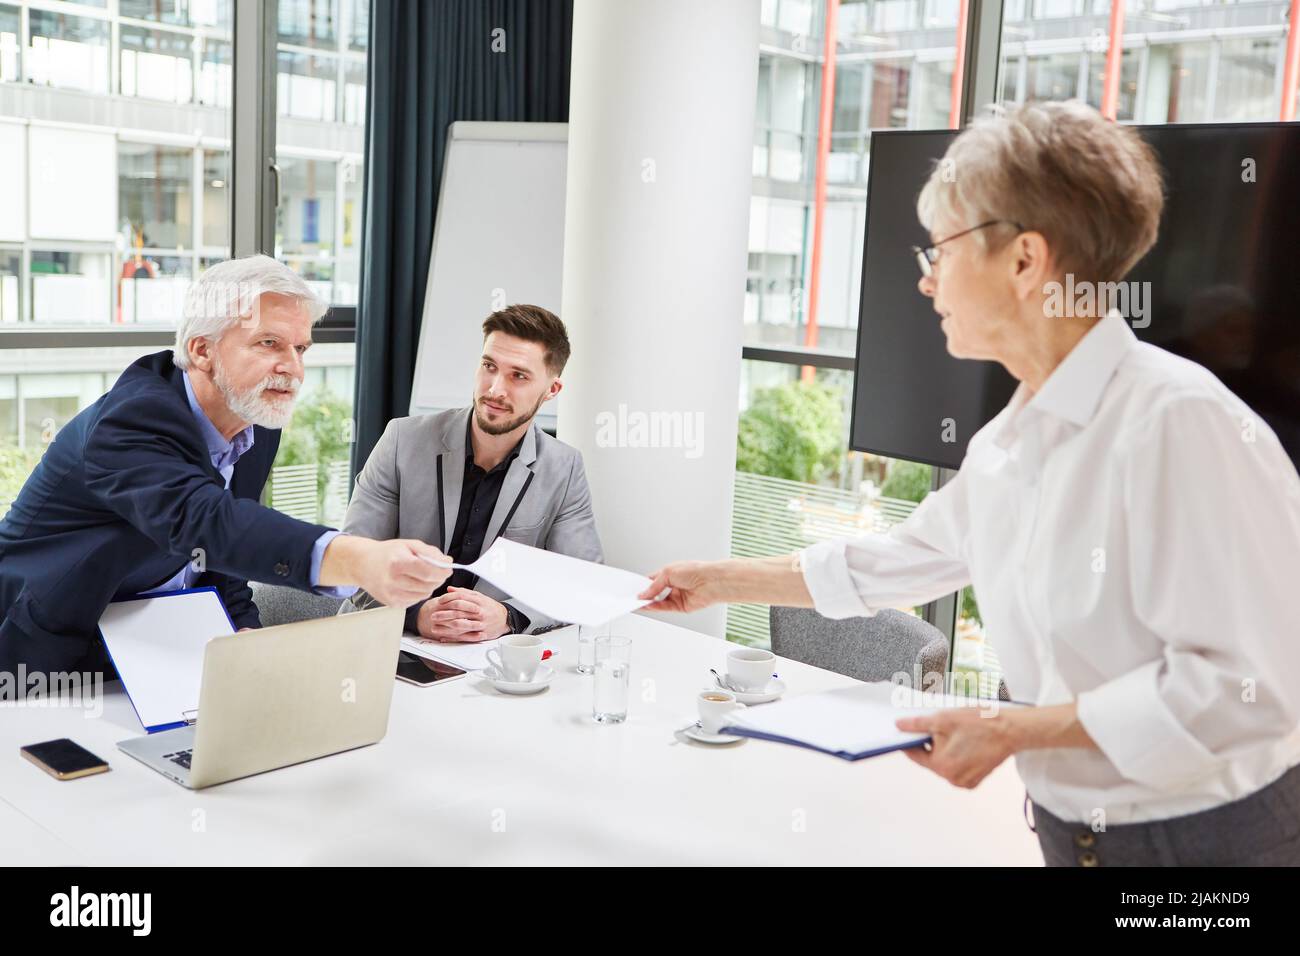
[0, 254, 450, 676]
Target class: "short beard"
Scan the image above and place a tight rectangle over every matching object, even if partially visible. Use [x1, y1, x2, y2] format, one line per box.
[213, 354, 299, 430]
[474, 392, 544, 436]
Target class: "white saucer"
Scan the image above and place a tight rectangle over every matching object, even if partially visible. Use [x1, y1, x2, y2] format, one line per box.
[677, 721, 744, 745]
[714, 676, 787, 705]
[480, 663, 555, 695]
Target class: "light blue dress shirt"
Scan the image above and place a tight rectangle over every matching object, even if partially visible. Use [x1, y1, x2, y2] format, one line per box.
[141, 372, 352, 599]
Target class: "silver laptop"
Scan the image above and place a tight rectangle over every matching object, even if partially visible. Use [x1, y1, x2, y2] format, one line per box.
[117, 605, 405, 789]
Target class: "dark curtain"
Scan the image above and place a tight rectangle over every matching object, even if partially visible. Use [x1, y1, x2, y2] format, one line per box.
[353, 0, 574, 476]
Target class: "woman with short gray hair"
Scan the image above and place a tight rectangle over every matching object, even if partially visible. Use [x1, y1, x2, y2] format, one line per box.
[640, 101, 1300, 866]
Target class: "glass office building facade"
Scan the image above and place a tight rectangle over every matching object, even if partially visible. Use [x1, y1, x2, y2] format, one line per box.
[747, 0, 1295, 357]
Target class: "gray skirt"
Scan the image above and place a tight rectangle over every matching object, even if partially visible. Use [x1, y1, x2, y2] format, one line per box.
[1028, 762, 1300, 866]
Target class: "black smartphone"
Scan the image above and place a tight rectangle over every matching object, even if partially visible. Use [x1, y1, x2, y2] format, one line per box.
[396, 652, 467, 686]
[20, 739, 111, 780]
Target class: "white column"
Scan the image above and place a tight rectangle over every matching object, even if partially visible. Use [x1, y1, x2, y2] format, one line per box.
[558, 0, 760, 637]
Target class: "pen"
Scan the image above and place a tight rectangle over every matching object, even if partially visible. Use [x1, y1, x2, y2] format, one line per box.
[418, 554, 457, 570]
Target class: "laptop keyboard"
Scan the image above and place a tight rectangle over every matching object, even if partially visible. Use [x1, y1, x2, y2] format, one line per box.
[164, 750, 193, 770]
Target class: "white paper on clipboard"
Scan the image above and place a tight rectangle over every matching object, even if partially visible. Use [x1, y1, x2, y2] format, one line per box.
[98, 588, 235, 732]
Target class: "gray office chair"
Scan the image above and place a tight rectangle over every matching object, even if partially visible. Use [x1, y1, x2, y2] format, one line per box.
[768, 605, 950, 692]
[250, 581, 344, 627]
[769, 605, 1012, 700]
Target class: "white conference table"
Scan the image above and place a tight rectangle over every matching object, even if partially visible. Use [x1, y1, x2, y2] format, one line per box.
[1, 612, 1043, 865]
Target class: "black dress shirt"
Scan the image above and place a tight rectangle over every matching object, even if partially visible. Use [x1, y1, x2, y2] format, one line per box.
[412, 412, 530, 635]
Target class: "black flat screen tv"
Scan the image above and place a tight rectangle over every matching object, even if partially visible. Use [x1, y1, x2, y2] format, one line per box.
[850, 123, 1300, 470]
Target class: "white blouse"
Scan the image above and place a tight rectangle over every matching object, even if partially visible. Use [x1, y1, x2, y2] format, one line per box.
[800, 312, 1300, 825]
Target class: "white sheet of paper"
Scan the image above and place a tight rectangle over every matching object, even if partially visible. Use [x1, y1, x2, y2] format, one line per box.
[451, 538, 654, 626]
[98, 589, 235, 731]
[722, 681, 1014, 756]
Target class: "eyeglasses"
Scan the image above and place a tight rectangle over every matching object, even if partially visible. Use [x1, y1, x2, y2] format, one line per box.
[911, 220, 1024, 278]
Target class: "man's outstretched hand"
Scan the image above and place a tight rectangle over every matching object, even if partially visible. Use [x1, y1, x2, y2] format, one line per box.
[320, 536, 452, 608]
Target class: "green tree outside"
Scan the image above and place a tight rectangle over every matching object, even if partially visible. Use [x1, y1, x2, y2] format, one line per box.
[0, 443, 44, 516]
[272, 388, 354, 500]
[879, 458, 931, 502]
[736, 380, 842, 484]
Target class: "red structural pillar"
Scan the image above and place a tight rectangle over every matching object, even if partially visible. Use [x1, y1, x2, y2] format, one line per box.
[801, 0, 840, 382]
[949, 0, 969, 130]
[1281, 0, 1300, 121]
[1101, 0, 1126, 120]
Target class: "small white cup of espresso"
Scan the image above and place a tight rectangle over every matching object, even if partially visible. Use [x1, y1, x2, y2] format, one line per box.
[698, 689, 745, 735]
[486, 634, 544, 682]
[726, 647, 775, 693]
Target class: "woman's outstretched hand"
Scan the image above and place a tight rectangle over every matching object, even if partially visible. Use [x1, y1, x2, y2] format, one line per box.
[637, 561, 725, 614]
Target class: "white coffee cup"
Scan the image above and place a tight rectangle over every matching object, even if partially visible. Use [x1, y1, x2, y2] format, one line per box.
[726, 647, 775, 693]
[486, 634, 544, 682]
[698, 689, 745, 735]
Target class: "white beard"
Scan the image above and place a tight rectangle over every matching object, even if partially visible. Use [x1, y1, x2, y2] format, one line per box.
[213, 355, 300, 430]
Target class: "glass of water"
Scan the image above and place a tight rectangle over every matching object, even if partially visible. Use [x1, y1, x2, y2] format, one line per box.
[576, 623, 606, 675]
[592, 635, 632, 724]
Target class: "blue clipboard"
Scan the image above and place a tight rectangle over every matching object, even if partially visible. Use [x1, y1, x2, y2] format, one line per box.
[718, 687, 1030, 761]
[717, 725, 932, 761]
[99, 586, 237, 734]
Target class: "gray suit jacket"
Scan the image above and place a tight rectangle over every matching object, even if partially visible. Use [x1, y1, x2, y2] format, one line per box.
[340, 408, 603, 632]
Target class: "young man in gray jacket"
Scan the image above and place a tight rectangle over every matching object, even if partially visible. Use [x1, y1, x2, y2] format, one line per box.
[341, 304, 602, 638]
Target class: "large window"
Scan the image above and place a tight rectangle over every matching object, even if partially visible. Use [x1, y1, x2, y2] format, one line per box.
[730, 354, 932, 647]
[1, 2, 233, 330]
[269, 0, 366, 521]
[736, 0, 967, 651]
[748, 0, 965, 360]
[275, 0, 365, 306]
[1, 0, 366, 523]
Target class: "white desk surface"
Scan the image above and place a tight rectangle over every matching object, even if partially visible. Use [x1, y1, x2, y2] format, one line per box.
[1, 612, 1043, 865]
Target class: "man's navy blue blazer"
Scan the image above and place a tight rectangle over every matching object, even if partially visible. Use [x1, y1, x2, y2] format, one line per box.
[0, 350, 332, 674]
